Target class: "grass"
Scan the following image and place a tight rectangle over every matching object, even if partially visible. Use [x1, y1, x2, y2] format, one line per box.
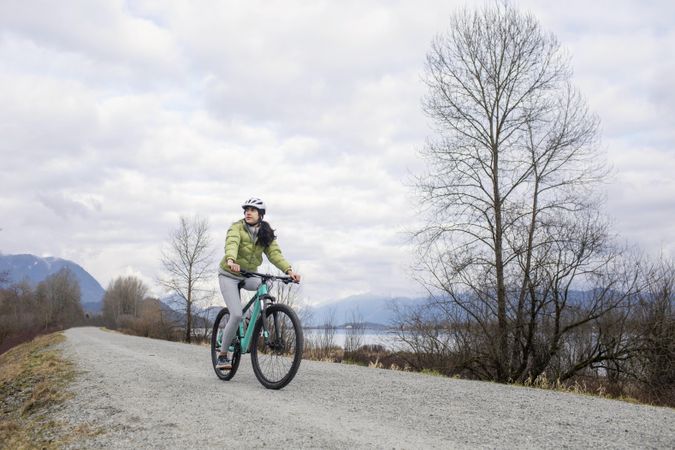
[0, 332, 102, 449]
[516, 373, 665, 407]
[419, 368, 445, 377]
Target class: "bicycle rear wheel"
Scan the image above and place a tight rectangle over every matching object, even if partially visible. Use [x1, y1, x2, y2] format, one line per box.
[251, 303, 303, 389]
[211, 307, 241, 381]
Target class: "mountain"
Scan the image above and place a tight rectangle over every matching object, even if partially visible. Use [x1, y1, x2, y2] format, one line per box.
[0, 253, 105, 313]
[308, 293, 428, 327]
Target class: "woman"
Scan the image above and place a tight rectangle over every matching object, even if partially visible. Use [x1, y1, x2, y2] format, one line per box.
[216, 197, 301, 369]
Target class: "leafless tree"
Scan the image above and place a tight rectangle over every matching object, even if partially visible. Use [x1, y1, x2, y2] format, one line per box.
[271, 278, 297, 307]
[140, 297, 180, 340]
[35, 268, 84, 329]
[412, 2, 619, 382]
[159, 215, 215, 343]
[0, 281, 36, 348]
[102, 275, 149, 328]
[190, 306, 215, 343]
[319, 308, 338, 354]
[271, 278, 311, 325]
[344, 309, 366, 354]
[630, 256, 675, 402]
[305, 307, 337, 360]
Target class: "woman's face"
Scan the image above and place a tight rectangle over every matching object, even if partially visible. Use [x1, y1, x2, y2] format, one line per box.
[244, 206, 260, 224]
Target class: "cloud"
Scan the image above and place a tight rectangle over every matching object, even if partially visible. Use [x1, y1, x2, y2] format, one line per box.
[605, 141, 675, 256]
[0, 0, 183, 82]
[37, 192, 101, 219]
[0, 1, 673, 303]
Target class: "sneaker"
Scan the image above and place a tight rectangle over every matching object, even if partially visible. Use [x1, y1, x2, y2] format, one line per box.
[215, 353, 233, 370]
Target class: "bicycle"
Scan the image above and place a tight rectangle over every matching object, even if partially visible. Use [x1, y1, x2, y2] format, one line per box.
[211, 270, 303, 389]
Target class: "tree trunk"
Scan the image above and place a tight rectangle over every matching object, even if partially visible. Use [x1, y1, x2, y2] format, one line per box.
[492, 143, 508, 382]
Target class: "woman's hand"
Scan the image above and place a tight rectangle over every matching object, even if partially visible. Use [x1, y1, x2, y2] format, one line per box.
[287, 270, 301, 283]
[227, 259, 240, 273]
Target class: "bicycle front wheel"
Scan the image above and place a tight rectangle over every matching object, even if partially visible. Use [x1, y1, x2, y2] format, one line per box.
[211, 307, 241, 381]
[251, 304, 303, 389]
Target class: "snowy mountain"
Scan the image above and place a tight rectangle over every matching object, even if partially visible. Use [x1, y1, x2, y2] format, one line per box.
[0, 253, 105, 313]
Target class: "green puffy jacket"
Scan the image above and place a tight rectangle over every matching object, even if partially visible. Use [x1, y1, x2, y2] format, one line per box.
[219, 219, 292, 275]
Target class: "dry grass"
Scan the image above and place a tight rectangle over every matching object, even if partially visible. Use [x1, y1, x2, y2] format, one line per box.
[517, 373, 665, 406]
[303, 344, 344, 362]
[0, 332, 102, 449]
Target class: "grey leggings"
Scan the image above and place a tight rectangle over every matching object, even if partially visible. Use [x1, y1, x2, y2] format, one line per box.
[218, 272, 261, 354]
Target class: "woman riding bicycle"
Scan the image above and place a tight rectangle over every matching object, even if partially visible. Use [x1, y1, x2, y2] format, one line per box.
[216, 197, 301, 369]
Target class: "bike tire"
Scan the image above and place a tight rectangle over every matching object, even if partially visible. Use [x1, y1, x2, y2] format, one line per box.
[250, 303, 303, 389]
[211, 307, 241, 381]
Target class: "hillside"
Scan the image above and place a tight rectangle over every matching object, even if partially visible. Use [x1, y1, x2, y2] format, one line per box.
[0, 253, 105, 312]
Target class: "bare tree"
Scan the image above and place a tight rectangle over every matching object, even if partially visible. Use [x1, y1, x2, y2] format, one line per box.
[140, 297, 180, 341]
[189, 311, 209, 342]
[35, 268, 84, 329]
[392, 298, 461, 375]
[413, 2, 616, 382]
[631, 256, 675, 402]
[0, 281, 36, 348]
[344, 309, 366, 354]
[318, 308, 338, 358]
[271, 278, 298, 307]
[305, 307, 337, 360]
[159, 215, 215, 343]
[102, 276, 149, 329]
[271, 278, 312, 325]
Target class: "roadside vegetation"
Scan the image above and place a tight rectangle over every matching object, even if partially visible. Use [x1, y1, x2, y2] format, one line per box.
[0, 269, 86, 355]
[100, 275, 184, 341]
[0, 332, 100, 448]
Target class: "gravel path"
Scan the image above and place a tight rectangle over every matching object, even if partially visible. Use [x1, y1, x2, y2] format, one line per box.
[55, 327, 675, 449]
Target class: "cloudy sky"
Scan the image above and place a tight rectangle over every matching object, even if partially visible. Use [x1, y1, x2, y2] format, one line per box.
[1, 0, 673, 305]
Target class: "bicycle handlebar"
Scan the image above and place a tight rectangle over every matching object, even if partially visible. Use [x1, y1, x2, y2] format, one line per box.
[239, 270, 298, 284]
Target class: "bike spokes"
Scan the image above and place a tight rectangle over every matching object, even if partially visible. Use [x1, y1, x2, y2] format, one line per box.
[251, 304, 303, 389]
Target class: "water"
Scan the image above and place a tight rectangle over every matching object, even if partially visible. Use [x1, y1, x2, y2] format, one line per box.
[303, 328, 405, 350]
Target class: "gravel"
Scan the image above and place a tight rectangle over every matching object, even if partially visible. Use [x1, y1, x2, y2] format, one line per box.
[55, 327, 675, 449]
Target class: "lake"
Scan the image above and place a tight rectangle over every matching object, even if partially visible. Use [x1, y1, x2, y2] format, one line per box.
[303, 328, 406, 350]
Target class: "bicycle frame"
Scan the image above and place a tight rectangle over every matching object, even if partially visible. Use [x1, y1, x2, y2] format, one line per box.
[236, 281, 270, 354]
[216, 270, 294, 355]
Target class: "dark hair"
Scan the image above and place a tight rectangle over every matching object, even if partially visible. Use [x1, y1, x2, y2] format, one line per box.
[258, 221, 276, 248]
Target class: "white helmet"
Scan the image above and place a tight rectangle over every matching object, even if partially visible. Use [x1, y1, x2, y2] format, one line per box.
[242, 197, 266, 214]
